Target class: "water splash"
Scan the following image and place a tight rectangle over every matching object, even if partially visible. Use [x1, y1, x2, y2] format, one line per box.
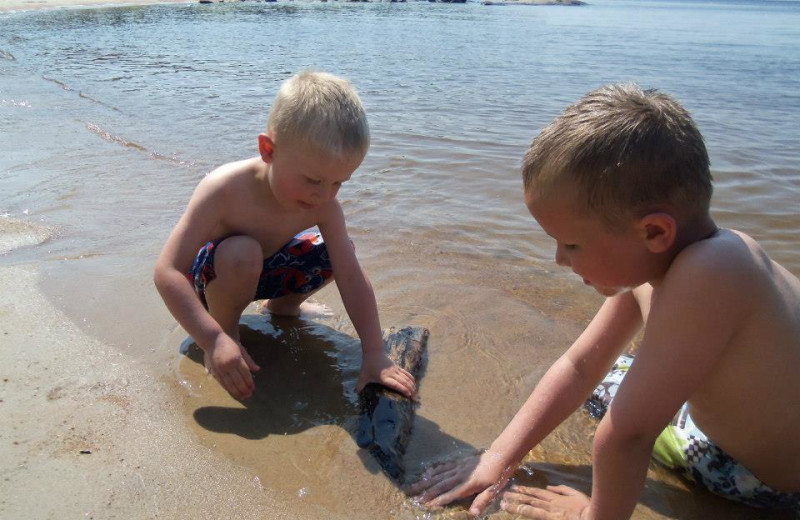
[0, 216, 51, 255]
[85, 122, 147, 151]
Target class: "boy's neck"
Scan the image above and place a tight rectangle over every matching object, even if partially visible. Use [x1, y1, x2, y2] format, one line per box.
[647, 213, 717, 289]
[673, 213, 719, 252]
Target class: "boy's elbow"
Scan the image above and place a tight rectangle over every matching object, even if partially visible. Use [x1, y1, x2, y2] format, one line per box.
[594, 413, 657, 458]
[152, 261, 173, 292]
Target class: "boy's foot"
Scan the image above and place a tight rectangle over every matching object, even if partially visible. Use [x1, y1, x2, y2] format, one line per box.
[257, 298, 333, 319]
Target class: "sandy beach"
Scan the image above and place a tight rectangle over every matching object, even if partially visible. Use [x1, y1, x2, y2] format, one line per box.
[0, 264, 346, 519]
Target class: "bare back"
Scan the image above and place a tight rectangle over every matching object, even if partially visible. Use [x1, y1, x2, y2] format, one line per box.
[633, 229, 800, 491]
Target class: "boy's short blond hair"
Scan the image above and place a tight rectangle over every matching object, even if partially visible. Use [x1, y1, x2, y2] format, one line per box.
[268, 70, 370, 159]
[523, 84, 712, 229]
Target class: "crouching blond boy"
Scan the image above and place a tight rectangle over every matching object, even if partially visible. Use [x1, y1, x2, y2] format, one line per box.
[154, 71, 416, 402]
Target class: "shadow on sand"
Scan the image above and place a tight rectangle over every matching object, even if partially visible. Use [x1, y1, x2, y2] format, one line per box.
[180, 313, 474, 488]
[179, 314, 795, 519]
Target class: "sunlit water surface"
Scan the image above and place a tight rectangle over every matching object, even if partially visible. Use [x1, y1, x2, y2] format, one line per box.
[1, 0, 798, 517]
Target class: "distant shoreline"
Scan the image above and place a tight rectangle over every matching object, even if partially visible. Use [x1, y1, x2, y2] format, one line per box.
[0, 0, 192, 13]
[0, 0, 584, 13]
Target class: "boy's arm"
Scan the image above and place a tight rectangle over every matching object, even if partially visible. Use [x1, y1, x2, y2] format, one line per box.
[154, 175, 258, 400]
[318, 202, 416, 399]
[411, 291, 643, 515]
[582, 247, 745, 519]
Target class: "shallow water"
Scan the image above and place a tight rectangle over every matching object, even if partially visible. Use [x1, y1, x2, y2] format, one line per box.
[1, 0, 799, 517]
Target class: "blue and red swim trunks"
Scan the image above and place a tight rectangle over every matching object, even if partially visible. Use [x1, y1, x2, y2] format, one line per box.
[187, 229, 333, 308]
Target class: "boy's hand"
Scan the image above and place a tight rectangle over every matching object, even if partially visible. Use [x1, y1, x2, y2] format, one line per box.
[407, 449, 515, 515]
[204, 336, 260, 400]
[356, 352, 417, 400]
[499, 484, 590, 519]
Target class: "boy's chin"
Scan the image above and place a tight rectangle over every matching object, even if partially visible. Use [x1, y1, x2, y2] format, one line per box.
[591, 284, 626, 297]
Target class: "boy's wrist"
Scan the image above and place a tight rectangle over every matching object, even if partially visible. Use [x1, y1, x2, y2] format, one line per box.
[360, 341, 387, 360]
[484, 441, 522, 471]
[199, 330, 229, 353]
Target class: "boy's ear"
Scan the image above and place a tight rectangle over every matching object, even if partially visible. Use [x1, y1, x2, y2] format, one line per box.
[638, 213, 677, 253]
[258, 133, 275, 163]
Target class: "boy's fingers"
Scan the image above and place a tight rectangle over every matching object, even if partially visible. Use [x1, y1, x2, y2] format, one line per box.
[426, 481, 474, 508]
[416, 471, 466, 503]
[501, 489, 548, 506]
[469, 486, 501, 516]
[384, 370, 416, 399]
[407, 461, 460, 494]
[395, 369, 417, 394]
[546, 484, 577, 495]
[500, 499, 548, 519]
[521, 486, 555, 499]
[224, 364, 254, 399]
[220, 374, 244, 400]
[240, 347, 260, 372]
[398, 366, 414, 380]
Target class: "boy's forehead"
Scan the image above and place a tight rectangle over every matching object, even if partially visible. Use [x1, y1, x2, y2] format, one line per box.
[275, 133, 363, 162]
[526, 183, 606, 234]
[525, 178, 581, 208]
[292, 146, 362, 179]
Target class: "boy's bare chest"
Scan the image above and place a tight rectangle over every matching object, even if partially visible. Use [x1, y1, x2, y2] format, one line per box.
[217, 201, 320, 257]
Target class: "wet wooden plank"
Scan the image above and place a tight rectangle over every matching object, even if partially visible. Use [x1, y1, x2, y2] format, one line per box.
[356, 326, 429, 484]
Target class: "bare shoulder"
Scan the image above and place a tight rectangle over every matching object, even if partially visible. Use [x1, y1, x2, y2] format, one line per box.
[667, 228, 783, 289]
[199, 157, 263, 194]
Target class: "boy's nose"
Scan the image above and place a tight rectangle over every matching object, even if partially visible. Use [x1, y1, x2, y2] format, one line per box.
[555, 244, 571, 267]
[315, 185, 332, 201]
[316, 184, 340, 202]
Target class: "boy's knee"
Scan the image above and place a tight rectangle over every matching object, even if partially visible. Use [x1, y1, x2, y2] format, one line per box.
[214, 236, 263, 282]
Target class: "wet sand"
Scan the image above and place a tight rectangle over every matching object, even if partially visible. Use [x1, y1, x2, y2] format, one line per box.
[0, 265, 341, 519]
[3, 251, 794, 519]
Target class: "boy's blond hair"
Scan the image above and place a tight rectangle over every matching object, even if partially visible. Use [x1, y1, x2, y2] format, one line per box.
[523, 84, 712, 230]
[267, 70, 370, 160]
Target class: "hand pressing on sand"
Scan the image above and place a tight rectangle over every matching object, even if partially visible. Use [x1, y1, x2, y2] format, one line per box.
[499, 484, 590, 519]
[407, 450, 517, 515]
[204, 334, 260, 400]
[356, 350, 417, 400]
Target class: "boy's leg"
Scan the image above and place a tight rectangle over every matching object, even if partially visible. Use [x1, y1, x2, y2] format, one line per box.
[203, 236, 263, 342]
[256, 230, 337, 317]
[586, 355, 800, 509]
[262, 279, 334, 316]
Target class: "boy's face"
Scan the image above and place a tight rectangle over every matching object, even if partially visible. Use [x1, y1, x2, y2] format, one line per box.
[260, 134, 363, 211]
[525, 184, 656, 297]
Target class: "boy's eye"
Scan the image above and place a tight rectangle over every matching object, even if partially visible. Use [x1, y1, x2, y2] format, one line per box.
[305, 177, 321, 185]
[564, 244, 578, 251]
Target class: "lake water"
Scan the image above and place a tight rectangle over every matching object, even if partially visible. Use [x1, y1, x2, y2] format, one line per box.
[1, 0, 798, 518]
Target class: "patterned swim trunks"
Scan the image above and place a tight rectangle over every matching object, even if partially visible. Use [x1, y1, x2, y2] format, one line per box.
[587, 354, 800, 510]
[187, 229, 333, 309]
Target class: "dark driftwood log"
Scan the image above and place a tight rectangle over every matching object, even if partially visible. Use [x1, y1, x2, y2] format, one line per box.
[356, 326, 429, 483]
